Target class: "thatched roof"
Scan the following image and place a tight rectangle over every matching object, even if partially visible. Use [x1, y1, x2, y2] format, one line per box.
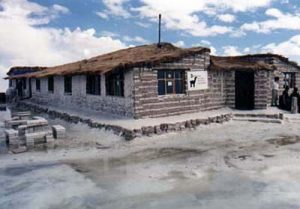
[7, 66, 47, 76]
[210, 56, 274, 71]
[210, 54, 300, 71]
[9, 43, 209, 79]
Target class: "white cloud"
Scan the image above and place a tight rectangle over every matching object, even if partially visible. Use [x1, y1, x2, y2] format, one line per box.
[95, 0, 275, 37]
[0, 0, 127, 91]
[135, 21, 151, 28]
[200, 40, 211, 45]
[262, 35, 300, 63]
[99, 30, 119, 37]
[173, 40, 185, 47]
[217, 14, 236, 23]
[0, 65, 8, 91]
[97, 0, 131, 19]
[0, 0, 69, 26]
[241, 8, 300, 33]
[52, 4, 69, 14]
[95, 11, 109, 19]
[132, 1, 235, 37]
[222, 45, 242, 56]
[192, 40, 217, 55]
[210, 46, 217, 55]
[123, 35, 148, 44]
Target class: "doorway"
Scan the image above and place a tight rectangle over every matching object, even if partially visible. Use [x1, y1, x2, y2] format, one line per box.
[235, 71, 255, 110]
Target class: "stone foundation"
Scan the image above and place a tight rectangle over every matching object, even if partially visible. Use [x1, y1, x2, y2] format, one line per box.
[18, 101, 234, 140]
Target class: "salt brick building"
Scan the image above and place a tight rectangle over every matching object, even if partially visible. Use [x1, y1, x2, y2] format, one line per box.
[5, 43, 300, 118]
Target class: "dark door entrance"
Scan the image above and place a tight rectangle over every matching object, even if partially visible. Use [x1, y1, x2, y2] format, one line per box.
[235, 71, 255, 110]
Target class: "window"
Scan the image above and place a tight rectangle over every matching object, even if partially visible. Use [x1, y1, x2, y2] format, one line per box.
[48, 76, 54, 92]
[86, 75, 101, 95]
[36, 79, 40, 91]
[22, 78, 26, 89]
[64, 76, 72, 94]
[283, 72, 296, 88]
[106, 70, 124, 97]
[157, 70, 185, 95]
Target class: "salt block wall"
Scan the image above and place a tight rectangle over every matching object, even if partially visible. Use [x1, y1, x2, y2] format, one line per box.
[224, 71, 235, 108]
[30, 71, 134, 117]
[132, 52, 231, 118]
[255, 70, 271, 109]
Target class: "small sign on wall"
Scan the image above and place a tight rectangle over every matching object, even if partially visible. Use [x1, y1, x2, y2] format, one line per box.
[187, 71, 208, 91]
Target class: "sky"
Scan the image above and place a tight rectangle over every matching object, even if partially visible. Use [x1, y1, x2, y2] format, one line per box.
[0, 0, 300, 91]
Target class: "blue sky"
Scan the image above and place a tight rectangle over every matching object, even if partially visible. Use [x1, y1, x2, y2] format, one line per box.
[0, 0, 300, 90]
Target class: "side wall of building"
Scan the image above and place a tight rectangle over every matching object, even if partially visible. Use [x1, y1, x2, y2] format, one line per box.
[30, 71, 134, 117]
[270, 58, 300, 105]
[218, 70, 271, 110]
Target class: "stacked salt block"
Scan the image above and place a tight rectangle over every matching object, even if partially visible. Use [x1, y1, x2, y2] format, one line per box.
[4, 112, 66, 151]
[4, 119, 27, 129]
[17, 117, 54, 149]
[11, 111, 31, 120]
[4, 129, 19, 149]
[52, 125, 66, 139]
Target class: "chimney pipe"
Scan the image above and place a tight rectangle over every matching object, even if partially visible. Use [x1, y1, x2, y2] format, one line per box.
[158, 14, 161, 48]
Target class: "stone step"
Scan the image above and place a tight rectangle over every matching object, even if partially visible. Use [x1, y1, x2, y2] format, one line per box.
[284, 115, 300, 123]
[233, 117, 283, 124]
[233, 113, 280, 119]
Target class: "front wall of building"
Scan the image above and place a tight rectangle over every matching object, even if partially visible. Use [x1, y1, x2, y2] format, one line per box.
[255, 70, 271, 109]
[30, 71, 134, 117]
[132, 52, 235, 118]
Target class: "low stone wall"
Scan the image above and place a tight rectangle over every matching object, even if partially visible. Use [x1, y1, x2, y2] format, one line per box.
[17, 101, 234, 140]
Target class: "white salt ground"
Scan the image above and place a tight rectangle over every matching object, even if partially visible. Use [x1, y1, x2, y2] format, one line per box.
[1, 109, 300, 208]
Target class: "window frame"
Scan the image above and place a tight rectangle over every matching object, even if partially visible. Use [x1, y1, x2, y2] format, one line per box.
[283, 72, 296, 88]
[86, 74, 101, 95]
[64, 76, 72, 95]
[35, 79, 40, 92]
[157, 70, 185, 96]
[48, 76, 54, 93]
[105, 70, 124, 97]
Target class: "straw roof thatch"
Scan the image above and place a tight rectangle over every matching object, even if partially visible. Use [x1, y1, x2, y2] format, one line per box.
[7, 66, 47, 76]
[210, 54, 300, 71]
[9, 43, 209, 79]
[210, 56, 274, 71]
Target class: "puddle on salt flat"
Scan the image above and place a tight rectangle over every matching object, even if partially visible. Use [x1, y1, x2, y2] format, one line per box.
[1, 158, 300, 209]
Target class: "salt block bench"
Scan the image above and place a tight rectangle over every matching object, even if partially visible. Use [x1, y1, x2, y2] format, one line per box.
[18, 118, 49, 136]
[4, 119, 27, 129]
[52, 125, 66, 139]
[11, 111, 31, 120]
[25, 131, 54, 149]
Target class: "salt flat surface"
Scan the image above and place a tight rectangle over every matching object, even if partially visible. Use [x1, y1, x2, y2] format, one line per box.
[1, 107, 300, 209]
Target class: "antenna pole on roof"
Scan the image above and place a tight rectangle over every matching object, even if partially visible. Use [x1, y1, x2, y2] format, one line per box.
[158, 14, 162, 48]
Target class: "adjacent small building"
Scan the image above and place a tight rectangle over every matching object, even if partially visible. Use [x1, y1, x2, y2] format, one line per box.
[6, 66, 46, 99]
[5, 43, 300, 118]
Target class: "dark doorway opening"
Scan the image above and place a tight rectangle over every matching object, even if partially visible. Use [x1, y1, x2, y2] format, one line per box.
[235, 71, 255, 110]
